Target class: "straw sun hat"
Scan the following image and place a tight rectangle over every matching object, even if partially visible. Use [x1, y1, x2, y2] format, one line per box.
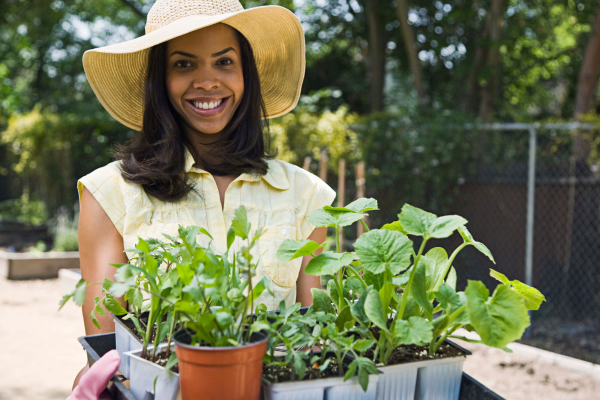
[83, 0, 305, 131]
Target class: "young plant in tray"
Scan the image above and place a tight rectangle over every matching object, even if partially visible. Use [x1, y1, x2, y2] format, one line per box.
[257, 301, 378, 392]
[276, 199, 546, 369]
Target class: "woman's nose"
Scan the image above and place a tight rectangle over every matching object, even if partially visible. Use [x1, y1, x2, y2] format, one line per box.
[192, 66, 220, 91]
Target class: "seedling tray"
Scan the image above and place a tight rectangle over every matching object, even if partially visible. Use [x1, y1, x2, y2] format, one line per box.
[78, 333, 504, 400]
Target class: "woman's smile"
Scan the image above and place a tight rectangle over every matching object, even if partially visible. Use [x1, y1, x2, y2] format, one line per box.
[186, 96, 230, 117]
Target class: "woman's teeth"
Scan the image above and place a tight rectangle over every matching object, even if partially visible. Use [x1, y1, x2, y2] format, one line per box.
[193, 98, 224, 110]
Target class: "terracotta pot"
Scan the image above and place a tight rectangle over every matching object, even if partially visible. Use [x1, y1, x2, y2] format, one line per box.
[173, 329, 269, 400]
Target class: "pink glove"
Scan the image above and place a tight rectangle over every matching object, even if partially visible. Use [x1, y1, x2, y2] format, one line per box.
[68, 350, 120, 400]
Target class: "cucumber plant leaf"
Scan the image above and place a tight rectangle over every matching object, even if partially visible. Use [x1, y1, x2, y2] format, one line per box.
[351, 286, 372, 324]
[324, 198, 379, 214]
[465, 281, 530, 349]
[276, 239, 325, 263]
[490, 269, 546, 311]
[304, 252, 355, 276]
[411, 262, 433, 319]
[398, 204, 437, 236]
[428, 215, 468, 239]
[393, 316, 433, 346]
[458, 226, 495, 264]
[308, 208, 365, 228]
[364, 289, 389, 333]
[311, 288, 336, 314]
[381, 221, 407, 235]
[354, 229, 413, 275]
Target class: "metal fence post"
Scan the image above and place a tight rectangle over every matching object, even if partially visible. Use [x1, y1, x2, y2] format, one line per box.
[524, 124, 537, 339]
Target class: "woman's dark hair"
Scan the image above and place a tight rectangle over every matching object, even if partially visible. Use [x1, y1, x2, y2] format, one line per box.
[114, 28, 276, 202]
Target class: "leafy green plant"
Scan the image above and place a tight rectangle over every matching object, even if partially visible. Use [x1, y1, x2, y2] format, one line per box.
[276, 198, 546, 368]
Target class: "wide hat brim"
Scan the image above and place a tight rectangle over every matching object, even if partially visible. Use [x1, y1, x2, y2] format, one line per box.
[83, 6, 305, 131]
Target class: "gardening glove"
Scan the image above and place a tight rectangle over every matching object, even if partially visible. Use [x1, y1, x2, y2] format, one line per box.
[67, 349, 120, 400]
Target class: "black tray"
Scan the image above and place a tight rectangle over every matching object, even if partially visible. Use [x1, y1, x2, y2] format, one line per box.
[78, 333, 504, 400]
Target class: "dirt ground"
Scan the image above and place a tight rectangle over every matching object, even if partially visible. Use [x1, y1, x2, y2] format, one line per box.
[1, 276, 599, 400]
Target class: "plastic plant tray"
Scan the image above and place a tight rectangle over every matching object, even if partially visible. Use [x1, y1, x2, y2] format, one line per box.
[78, 333, 505, 400]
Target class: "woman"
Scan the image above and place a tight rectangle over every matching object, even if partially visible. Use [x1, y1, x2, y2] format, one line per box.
[73, 0, 335, 389]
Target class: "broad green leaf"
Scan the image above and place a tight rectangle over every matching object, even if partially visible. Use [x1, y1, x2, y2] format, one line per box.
[458, 226, 495, 264]
[308, 208, 365, 228]
[351, 287, 371, 324]
[446, 267, 457, 290]
[364, 290, 389, 332]
[73, 279, 87, 306]
[336, 306, 353, 331]
[311, 288, 336, 314]
[226, 227, 235, 252]
[165, 353, 178, 372]
[231, 206, 250, 239]
[381, 221, 407, 235]
[103, 293, 128, 315]
[90, 310, 100, 330]
[346, 197, 378, 213]
[276, 239, 325, 263]
[398, 204, 437, 237]
[353, 339, 376, 353]
[411, 262, 433, 319]
[465, 281, 530, 349]
[136, 238, 151, 254]
[401, 296, 421, 320]
[489, 269, 510, 285]
[435, 283, 460, 311]
[354, 229, 413, 275]
[509, 280, 545, 311]
[344, 359, 358, 382]
[344, 277, 363, 291]
[423, 247, 449, 291]
[363, 270, 385, 291]
[176, 263, 195, 286]
[489, 269, 545, 310]
[326, 198, 378, 213]
[251, 277, 268, 301]
[429, 215, 468, 239]
[393, 316, 433, 346]
[305, 252, 354, 276]
[379, 281, 396, 315]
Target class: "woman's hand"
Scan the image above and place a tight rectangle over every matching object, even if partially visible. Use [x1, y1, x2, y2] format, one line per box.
[68, 350, 120, 400]
[296, 226, 327, 307]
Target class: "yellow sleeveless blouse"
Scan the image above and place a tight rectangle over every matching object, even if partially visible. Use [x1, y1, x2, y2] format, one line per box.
[77, 148, 336, 310]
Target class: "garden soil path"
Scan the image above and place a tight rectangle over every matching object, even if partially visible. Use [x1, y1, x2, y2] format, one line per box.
[1, 276, 599, 400]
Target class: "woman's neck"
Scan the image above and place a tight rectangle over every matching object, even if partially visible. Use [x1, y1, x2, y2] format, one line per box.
[183, 126, 226, 169]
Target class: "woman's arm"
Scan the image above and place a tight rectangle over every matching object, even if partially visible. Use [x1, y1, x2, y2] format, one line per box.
[78, 186, 129, 335]
[296, 226, 328, 307]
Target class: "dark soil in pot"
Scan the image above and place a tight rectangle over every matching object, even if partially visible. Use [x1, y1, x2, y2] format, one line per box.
[362, 319, 468, 365]
[117, 312, 182, 343]
[263, 354, 349, 383]
[144, 347, 179, 373]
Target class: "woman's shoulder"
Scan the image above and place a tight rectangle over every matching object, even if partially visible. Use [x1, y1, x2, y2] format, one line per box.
[266, 158, 331, 190]
[78, 161, 125, 195]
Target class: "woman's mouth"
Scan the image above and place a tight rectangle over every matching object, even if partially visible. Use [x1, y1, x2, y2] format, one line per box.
[187, 96, 229, 117]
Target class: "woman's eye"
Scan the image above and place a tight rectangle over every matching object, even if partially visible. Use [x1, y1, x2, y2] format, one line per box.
[218, 58, 233, 66]
[174, 60, 192, 68]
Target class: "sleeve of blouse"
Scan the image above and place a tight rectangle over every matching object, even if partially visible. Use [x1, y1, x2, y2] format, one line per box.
[299, 175, 337, 240]
[77, 162, 126, 236]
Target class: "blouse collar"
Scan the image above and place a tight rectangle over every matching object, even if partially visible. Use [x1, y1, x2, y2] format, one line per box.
[183, 146, 290, 190]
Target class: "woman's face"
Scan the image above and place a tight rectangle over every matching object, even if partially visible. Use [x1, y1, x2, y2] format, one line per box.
[166, 23, 244, 136]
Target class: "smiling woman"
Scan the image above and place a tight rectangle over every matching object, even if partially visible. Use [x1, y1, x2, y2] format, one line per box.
[76, 0, 335, 342]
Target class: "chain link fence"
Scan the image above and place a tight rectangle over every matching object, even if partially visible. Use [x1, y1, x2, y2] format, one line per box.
[328, 120, 600, 361]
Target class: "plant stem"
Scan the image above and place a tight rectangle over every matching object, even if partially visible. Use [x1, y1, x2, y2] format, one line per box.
[335, 225, 341, 253]
[346, 265, 367, 288]
[360, 219, 370, 233]
[396, 237, 428, 321]
[165, 311, 177, 359]
[431, 324, 463, 355]
[435, 242, 468, 288]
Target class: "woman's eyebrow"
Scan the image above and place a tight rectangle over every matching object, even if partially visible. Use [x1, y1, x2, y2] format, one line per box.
[211, 47, 235, 57]
[169, 47, 235, 59]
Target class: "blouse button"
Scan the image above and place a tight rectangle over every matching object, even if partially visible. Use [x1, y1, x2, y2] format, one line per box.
[281, 229, 288, 235]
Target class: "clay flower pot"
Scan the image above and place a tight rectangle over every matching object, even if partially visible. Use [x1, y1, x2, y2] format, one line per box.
[173, 329, 269, 400]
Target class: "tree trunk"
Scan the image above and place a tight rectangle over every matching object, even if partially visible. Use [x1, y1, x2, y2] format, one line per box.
[573, 3, 600, 161]
[463, 23, 489, 114]
[478, 0, 505, 121]
[365, 0, 386, 112]
[395, 0, 425, 102]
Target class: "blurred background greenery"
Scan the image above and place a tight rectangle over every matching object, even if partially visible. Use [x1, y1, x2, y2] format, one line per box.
[1, 0, 600, 243]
